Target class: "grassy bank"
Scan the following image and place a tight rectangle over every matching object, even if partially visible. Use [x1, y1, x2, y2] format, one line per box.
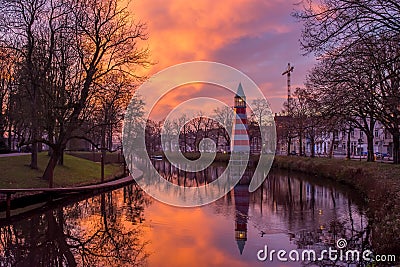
[273, 156, 400, 255]
[0, 152, 122, 189]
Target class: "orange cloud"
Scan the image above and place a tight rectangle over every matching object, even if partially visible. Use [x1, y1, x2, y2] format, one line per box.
[133, 1, 292, 72]
[129, 0, 315, 118]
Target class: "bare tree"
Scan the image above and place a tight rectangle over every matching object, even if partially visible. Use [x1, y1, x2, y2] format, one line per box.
[0, 0, 149, 185]
[305, 37, 397, 162]
[160, 119, 174, 152]
[250, 98, 273, 153]
[294, 0, 400, 56]
[213, 106, 233, 151]
[173, 114, 190, 153]
[40, 0, 149, 185]
[365, 37, 400, 163]
[0, 48, 16, 152]
[296, 0, 400, 163]
[0, 0, 51, 168]
[189, 113, 204, 152]
[145, 119, 162, 153]
[86, 73, 136, 180]
[290, 88, 310, 156]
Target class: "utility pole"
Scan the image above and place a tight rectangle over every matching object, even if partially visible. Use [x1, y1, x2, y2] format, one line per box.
[282, 63, 294, 113]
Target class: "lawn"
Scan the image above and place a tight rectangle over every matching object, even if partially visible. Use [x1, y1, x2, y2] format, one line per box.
[0, 152, 122, 189]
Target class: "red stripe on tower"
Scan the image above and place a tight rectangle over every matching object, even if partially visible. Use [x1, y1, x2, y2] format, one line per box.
[234, 129, 248, 135]
[233, 140, 250, 145]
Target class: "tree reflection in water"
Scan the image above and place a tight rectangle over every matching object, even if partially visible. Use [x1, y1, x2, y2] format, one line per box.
[152, 159, 372, 266]
[251, 170, 371, 266]
[0, 165, 374, 267]
[0, 184, 151, 267]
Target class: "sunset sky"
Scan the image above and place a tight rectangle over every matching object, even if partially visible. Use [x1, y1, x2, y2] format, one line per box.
[132, 0, 316, 118]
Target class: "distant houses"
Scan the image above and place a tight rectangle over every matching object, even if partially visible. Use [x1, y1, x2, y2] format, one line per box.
[274, 114, 393, 158]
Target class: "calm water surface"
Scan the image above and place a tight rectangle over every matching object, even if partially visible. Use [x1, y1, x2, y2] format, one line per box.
[0, 165, 370, 267]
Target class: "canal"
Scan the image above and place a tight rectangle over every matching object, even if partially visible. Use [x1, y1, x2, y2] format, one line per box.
[0, 165, 370, 266]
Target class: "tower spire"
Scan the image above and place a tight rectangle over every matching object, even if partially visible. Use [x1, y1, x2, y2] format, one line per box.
[236, 82, 245, 98]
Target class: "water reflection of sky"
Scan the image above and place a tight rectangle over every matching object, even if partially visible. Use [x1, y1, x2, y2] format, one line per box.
[144, 201, 299, 267]
[0, 169, 369, 267]
[142, 169, 368, 267]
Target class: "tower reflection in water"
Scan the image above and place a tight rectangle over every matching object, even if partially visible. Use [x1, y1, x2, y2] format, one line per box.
[233, 166, 252, 255]
[234, 183, 250, 255]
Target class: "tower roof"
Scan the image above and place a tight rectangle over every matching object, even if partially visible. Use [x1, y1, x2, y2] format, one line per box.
[236, 83, 245, 98]
[237, 240, 246, 255]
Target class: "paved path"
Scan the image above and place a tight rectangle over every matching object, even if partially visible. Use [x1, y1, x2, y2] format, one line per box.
[0, 153, 30, 158]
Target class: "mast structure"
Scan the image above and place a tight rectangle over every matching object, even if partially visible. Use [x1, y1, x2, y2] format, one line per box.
[282, 63, 294, 114]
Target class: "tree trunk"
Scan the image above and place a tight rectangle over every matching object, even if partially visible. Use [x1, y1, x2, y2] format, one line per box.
[29, 69, 38, 169]
[30, 138, 38, 169]
[58, 147, 64, 165]
[393, 133, 400, 164]
[346, 130, 351, 159]
[367, 134, 374, 162]
[29, 85, 39, 168]
[310, 136, 315, 158]
[101, 125, 106, 182]
[48, 130, 54, 156]
[287, 136, 291, 156]
[7, 123, 12, 150]
[183, 126, 187, 153]
[108, 125, 113, 151]
[101, 149, 106, 182]
[42, 147, 60, 188]
[328, 138, 334, 159]
[216, 130, 220, 152]
[299, 131, 303, 156]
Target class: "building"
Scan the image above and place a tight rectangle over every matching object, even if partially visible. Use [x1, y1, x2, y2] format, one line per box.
[274, 114, 394, 158]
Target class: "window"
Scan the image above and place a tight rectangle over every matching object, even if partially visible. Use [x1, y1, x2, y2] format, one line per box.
[385, 130, 391, 139]
[334, 130, 339, 140]
[375, 129, 379, 138]
[351, 130, 355, 137]
[360, 131, 364, 138]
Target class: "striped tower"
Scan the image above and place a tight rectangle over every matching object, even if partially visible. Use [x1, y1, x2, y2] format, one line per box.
[234, 183, 250, 255]
[231, 83, 250, 153]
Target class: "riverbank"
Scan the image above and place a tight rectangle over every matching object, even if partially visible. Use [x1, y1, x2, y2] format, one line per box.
[0, 152, 123, 189]
[152, 151, 261, 162]
[273, 156, 400, 255]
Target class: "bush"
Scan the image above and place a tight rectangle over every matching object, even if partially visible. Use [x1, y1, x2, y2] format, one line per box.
[0, 138, 10, 154]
